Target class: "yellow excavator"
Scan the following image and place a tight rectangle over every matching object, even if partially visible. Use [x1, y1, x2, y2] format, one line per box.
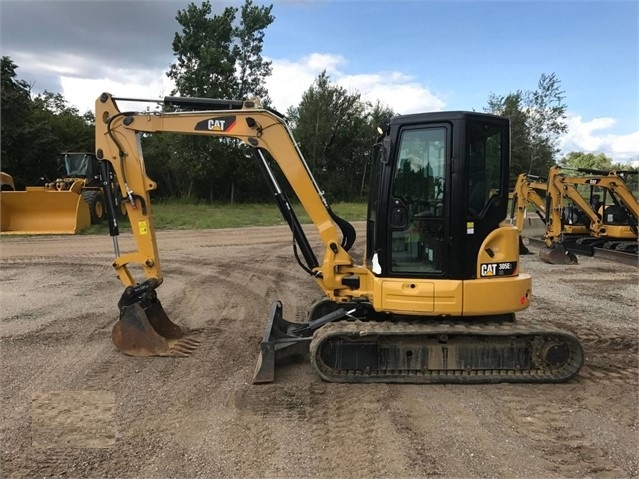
[508, 172, 551, 254]
[543, 166, 638, 263]
[510, 166, 638, 264]
[1, 153, 125, 234]
[94, 92, 584, 384]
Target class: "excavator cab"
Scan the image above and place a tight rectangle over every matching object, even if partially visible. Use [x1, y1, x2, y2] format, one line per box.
[367, 113, 509, 281]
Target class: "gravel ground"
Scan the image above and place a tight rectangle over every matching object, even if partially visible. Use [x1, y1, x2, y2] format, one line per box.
[1, 223, 637, 478]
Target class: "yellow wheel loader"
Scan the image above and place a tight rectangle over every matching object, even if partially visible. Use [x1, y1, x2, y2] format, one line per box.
[94, 92, 584, 384]
[0, 152, 125, 235]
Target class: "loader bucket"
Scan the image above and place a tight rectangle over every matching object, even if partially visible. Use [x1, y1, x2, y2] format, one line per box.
[0, 188, 91, 234]
[539, 244, 578, 265]
[113, 294, 200, 357]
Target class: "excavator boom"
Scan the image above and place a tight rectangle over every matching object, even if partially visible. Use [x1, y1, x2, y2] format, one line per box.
[96, 93, 362, 360]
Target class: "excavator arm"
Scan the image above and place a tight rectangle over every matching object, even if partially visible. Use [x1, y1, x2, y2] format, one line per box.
[508, 173, 549, 254]
[96, 93, 369, 296]
[509, 173, 548, 230]
[561, 172, 639, 237]
[95, 93, 372, 373]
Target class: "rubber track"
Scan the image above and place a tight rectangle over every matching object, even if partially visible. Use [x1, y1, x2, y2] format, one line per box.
[309, 320, 584, 384]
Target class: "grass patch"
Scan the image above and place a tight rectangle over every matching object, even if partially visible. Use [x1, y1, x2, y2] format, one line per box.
[82, 201, 367, 234]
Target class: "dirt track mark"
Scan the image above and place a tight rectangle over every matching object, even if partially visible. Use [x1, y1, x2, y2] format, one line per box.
[1, 230, 637, 479]
[496, 388, 634, 478]
[31, 391, 115, 448]
[230, 381, 405, 478]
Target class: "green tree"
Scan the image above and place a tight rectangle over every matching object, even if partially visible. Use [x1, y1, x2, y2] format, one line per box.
[168, 2, 235, 98]
[1, 56, 36, 186]
[486, 73, 567, 181]
[32, 91, 94, 153]
[487, 91, 530, 180]
[1, 57, 93, 187]
[161, 0, 274, 202]
[287, 71, 394, 200]
[234, 0, 274, 101]
[559, 151, 614, 170]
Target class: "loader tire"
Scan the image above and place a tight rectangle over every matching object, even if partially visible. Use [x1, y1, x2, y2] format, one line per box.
[82, 190, 106, 225]
[117, 199, 128, 218]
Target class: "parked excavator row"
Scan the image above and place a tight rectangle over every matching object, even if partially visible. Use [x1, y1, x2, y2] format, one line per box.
[509, 166, 638, 264]
[92, 92, 584, 384]
[1, 153, 125, 235]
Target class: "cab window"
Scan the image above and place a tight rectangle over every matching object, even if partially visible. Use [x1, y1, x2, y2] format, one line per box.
[391, 127, 446, 274]
[467, 123, 502, 216]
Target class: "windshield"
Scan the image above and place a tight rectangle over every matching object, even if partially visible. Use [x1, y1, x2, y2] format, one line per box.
[61, 154, 92, 177]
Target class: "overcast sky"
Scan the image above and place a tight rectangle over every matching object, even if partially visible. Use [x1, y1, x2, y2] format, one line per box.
[1, 0, 637, 163]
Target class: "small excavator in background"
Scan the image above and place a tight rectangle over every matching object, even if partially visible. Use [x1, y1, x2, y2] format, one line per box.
[92, 92, 584, 384]
[1, 153, 125, 235]
[508, 172, 550, 255]
[509, 166, 638, 264]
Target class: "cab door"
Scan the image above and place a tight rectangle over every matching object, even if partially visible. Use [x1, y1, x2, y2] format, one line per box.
[387, 125, 450, 277]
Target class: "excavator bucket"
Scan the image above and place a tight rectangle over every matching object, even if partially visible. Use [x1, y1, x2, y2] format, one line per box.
[0, 188, 91, 234]
[113, 292, 200, 357]
[539, 244, 579, 265]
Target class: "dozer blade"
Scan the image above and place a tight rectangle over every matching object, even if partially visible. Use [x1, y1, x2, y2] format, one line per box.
[113, 290, 200, 357]
[0, 189, 91, 234]
[253, 301, 312, 384]
[539, 244, 578, 264]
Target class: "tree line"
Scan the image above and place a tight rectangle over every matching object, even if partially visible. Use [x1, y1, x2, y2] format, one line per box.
[2, 0, 635, 201]
[1, 57, 94, 188]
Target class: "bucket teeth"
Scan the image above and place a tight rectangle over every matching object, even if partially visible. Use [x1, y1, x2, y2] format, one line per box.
[167, 338, 201, 357]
